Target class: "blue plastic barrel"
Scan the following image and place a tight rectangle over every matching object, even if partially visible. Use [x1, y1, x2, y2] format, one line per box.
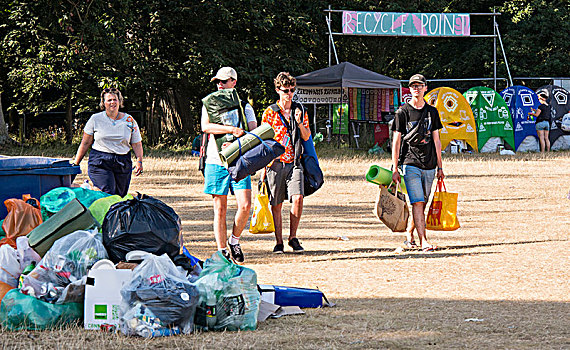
[0, 156, 81, 219]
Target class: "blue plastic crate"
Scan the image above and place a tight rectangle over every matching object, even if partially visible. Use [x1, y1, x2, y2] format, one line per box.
[0, 156, 81, 219]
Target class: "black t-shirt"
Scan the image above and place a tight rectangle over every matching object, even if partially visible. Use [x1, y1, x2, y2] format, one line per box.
[536, 104, 551, 123]
[392, 102, 443, 170]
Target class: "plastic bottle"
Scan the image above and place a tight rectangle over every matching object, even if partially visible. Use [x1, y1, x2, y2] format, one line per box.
[205, 295, 217, 329]
[81, 180, 92, 190]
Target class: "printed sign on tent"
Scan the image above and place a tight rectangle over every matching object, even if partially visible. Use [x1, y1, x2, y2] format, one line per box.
[295, 87, 348, 104]
[401, 87, 411, 105]
[332, 103, 349, 135]
[500, 86, 539, 151]
[464, 86, 514, 152]
[535, 85, 570, 150]
[425, 87, 478, 152]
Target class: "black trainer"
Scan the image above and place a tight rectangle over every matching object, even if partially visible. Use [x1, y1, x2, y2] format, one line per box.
[273, 243, 284, 254]
[221, 249, 231, 262]
[228, 241, 244, 263]
[288, 238, 304, 253]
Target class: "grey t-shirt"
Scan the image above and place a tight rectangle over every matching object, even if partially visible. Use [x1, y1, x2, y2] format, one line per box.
[84, 111, 142, 155]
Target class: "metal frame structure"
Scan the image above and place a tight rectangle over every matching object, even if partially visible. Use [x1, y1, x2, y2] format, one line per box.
[324, 7, 513, 90]
[321, 6, 517, 148]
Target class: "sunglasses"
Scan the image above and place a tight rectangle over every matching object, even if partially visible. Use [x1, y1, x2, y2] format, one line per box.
[217, 79, 233, 84]
[279, 87, 296, 94]
[409, 84, 425, 90]
[102, 87, 119, 95]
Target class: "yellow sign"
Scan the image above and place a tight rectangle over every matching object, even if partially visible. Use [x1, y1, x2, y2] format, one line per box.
[425, 87, 478, 151]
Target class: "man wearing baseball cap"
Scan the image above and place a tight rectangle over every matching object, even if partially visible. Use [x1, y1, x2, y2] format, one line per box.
[391, 73, 444, 252]
[210, 67, 238, 83]
[201, 67, 257, 262]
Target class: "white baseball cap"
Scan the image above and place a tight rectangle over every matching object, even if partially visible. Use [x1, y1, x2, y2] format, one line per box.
[211, 67, 237, 82]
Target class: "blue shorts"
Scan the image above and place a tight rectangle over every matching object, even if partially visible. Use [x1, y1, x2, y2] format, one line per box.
[535, 121, 550, 131]
[402, 165, 436, 204]
[204, 163, 251, 195]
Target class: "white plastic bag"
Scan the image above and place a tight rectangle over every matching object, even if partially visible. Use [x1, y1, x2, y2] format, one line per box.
[21, 229, 108, 303]
[16, 236, 41, 271]
[0, 245, 21, 287]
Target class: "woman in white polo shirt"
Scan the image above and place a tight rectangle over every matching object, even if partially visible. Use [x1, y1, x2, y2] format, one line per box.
[72, 88, 143, 196]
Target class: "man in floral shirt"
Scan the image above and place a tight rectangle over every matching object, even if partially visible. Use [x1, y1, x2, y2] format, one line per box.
[262, 72, 311, 254]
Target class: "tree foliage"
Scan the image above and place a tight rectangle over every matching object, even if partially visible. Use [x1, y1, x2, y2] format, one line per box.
[0, 0, 568, 145]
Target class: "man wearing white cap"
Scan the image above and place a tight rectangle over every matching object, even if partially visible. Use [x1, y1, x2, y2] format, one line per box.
[201, 67, 257, 262]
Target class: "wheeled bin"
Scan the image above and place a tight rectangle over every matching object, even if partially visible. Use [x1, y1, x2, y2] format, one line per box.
[0, 156, 81, 219]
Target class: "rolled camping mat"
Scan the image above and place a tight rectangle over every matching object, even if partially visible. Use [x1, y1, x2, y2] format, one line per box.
[366, 165, 407, 194]
[219, 124, 275, 167]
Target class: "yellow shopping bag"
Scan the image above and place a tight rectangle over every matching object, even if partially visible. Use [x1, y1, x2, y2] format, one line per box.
[249, 182, 275, 234]
[426, 179, 460, 231]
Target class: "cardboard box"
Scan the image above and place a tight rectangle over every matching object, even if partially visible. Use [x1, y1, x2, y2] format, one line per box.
[84, 269, 133, 330]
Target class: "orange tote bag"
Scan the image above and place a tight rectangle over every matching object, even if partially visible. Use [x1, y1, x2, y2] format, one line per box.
[426, 179, 460, 231]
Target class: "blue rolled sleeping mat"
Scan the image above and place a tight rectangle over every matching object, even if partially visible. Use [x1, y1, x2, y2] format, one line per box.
[228, 136, 285, 183]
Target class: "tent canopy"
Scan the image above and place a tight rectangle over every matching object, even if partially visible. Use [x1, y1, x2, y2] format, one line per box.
[296, 62, 400, 89]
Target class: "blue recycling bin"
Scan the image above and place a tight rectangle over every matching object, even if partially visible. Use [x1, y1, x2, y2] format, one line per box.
[0, 156, 81, 219]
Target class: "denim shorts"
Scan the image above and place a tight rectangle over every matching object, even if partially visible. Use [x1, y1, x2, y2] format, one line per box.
[204, 163, 251, 195]
[535, 120, 550, 131]
[402, 165, 436, 204]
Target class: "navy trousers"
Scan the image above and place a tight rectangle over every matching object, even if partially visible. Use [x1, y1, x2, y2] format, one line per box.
[88, 149, 132, 197]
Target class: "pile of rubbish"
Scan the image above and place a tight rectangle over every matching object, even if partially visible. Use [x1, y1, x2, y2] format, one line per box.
[0, 186, 332, 338]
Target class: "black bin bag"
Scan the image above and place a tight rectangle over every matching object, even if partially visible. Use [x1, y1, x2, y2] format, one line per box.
[102, 193, 182, 263]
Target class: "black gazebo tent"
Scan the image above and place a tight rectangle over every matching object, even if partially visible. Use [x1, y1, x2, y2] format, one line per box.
[296, 62, 400, 89]
[295, 62, 400, 147]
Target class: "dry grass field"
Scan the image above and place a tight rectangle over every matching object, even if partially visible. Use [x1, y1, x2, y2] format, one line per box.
[1, 150, 569, 349]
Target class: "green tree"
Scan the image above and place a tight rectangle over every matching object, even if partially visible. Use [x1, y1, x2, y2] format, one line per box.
[499, 0, 570, 79]
[0, 0, 568, 147]
[2, 0, 113, 143]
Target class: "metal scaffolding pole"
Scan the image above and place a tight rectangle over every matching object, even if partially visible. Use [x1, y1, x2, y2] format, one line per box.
[495, 22, 513, 87]
[493, 8, 497, 91]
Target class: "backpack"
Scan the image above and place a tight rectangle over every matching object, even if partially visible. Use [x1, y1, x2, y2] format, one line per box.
[270, 103, 324, 197]
[198, 133, 209, 175]
[202, 88, 249, 152]
[199, 97, 249, 176]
